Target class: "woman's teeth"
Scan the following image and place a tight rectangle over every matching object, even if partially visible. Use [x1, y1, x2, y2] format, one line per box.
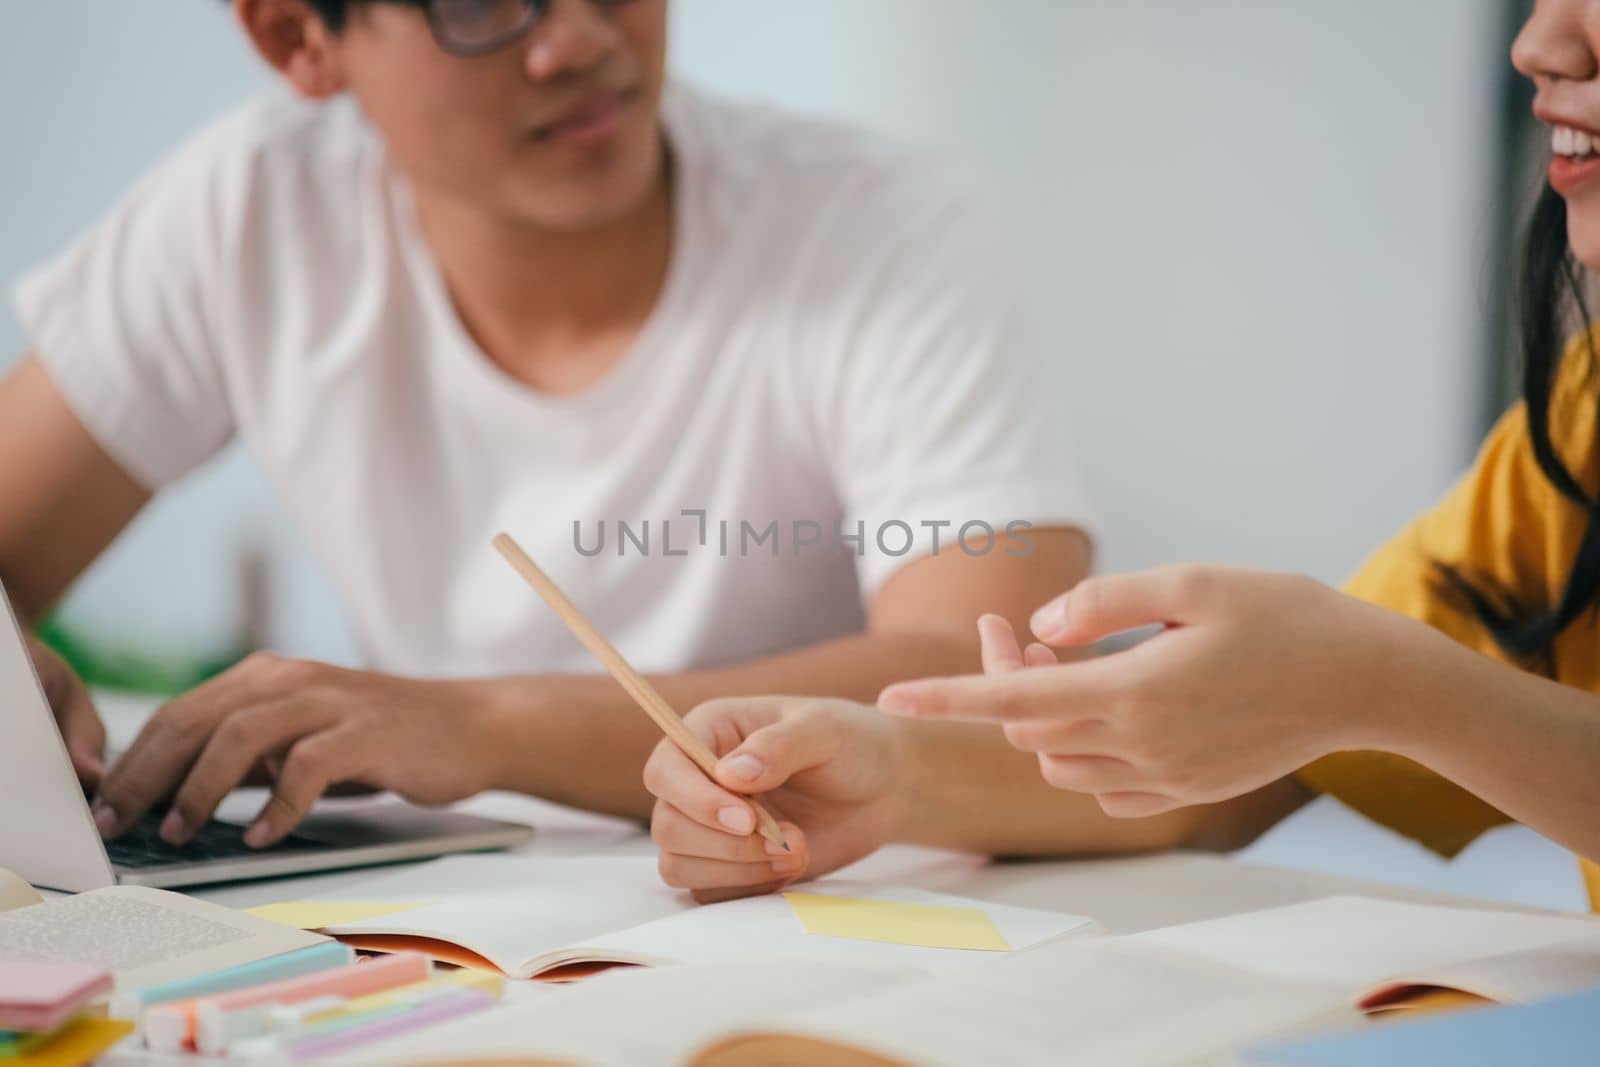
[1554, 124, 1598, 158]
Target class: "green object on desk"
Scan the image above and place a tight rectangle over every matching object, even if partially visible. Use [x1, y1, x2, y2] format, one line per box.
[34, 615, 248, 699]
[0, 1030, 50, 1058]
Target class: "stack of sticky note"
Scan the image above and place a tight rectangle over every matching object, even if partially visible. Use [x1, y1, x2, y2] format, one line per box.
[0, 959, 128, 1067]
[118, 947, 502, 1065]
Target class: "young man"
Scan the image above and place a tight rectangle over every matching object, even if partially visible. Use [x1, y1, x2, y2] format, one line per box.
[0, 0, 1092, 849]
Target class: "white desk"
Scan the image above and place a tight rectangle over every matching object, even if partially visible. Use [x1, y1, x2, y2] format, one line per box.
[93, 690, 1544, 935]
[192, 792, 1275, 925]
[190, 790, 1532, 934]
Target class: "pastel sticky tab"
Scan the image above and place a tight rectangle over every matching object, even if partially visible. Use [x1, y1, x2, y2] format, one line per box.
[784, 892, 1012, 952]
[0, 961, 112, 1034]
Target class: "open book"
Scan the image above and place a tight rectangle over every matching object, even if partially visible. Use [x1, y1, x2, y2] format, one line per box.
[1129, 893, 1600, 1013]
[0, 869, 328, 991]
[264, 855, 1096, 980]
[312, 894, 1600, 1067]
[1356, 936, 1600, 1013]
[319, 944, 1337, 1067]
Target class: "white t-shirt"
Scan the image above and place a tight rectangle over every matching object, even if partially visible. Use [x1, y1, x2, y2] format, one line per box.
[14, 85, 1091, 679]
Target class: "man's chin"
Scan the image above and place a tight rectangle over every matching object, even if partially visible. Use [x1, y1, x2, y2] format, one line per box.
[502, 127, 668, 230]
[503, 172, 666, 234]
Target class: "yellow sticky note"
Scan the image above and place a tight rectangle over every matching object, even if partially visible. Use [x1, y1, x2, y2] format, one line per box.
[784, 893, 1011, 952]
[245, 901, 432, 930]
[14, 1018, 132, 1067]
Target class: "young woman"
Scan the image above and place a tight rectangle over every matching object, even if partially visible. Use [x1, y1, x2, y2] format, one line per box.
[641, 0, 1600, 905]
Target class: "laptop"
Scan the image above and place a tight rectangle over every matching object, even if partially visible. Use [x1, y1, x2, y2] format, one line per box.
[0, 583, 533, 892]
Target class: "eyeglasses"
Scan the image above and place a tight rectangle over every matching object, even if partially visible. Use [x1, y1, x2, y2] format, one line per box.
[423, 0, 636, 58]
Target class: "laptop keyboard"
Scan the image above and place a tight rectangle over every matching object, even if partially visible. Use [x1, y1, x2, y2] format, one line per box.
[106, 812, 332, 870]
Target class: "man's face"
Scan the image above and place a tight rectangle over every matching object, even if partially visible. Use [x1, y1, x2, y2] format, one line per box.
[331, 0, 669, 231]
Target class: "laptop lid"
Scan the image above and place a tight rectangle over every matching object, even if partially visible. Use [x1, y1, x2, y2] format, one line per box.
[0, 583, 117, 893]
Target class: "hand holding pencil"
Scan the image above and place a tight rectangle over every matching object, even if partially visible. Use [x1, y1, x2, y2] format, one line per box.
[494, 533, 909, 903]
[641, 694, 909, 904]
[491, 533, 791, 852]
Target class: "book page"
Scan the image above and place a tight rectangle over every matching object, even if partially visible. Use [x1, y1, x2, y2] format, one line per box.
[0, 886, 327, 990]
[317, 960, 922, 1067]
[550, 881, 1094, 976]
[1129, 894, 1600, 993]
[312, 856, 691, 977]
[694, 938, 1340, 1067]
[1360, 930, 1600, 1007]
[306, 861, 1090, 979]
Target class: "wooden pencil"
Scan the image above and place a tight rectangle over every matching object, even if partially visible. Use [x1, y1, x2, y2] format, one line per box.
[492, 533, 791, 852]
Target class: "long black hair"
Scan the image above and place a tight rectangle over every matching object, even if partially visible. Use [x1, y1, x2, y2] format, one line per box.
[1438, 184, 1600, 663]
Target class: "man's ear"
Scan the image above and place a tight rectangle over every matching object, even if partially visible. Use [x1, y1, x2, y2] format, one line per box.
[234, 0, 348, 100]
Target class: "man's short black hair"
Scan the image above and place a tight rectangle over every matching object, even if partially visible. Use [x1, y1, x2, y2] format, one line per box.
[272, 1, 428, 33]
[304, 0, 348, 28]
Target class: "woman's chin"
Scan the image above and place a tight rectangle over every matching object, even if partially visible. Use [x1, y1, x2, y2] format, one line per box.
[1569, 226, 1600, 271]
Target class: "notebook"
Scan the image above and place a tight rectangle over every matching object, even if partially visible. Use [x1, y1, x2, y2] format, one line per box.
[309, 894, 1600, 1067]
[1356, 933, 1600, 1012]
[0, 870, 329, 991]
[1129, 894, 1600, 1011]
[254, 855, 1096, 980]
[1239, 984, 1600, 1066]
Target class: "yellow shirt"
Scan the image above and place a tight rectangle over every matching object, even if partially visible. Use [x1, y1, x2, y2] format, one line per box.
[1297, 329, 1600, 909]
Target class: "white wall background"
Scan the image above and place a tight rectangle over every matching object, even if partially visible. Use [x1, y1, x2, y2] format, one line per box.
[8, 2, 1583, 908]
[672, 0, 1503, 580]
[0, 2, 339, 660]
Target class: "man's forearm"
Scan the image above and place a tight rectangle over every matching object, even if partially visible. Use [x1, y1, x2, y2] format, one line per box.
[478, 628, 984, 820]
[893, 719, 1313, 858]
